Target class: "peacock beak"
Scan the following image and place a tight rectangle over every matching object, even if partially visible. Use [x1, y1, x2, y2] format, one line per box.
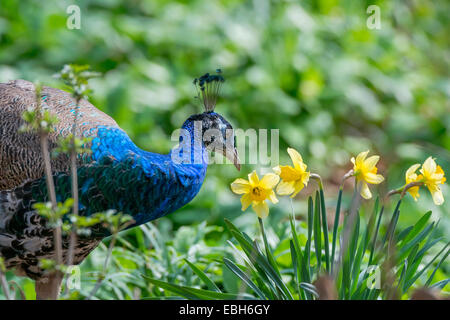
[226, 147, 241, 171]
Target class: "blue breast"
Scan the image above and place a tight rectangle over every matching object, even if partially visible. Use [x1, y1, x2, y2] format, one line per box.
[73, 125, 209, 226]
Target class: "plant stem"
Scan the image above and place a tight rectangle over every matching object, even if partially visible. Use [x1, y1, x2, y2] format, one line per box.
[87, 234, 117, 300]
[330, 187, 343, 275]
[0, 272, 12, 300]
[36, 86, 62, 299]
[333, 181, 361, 281]
[258, 217, 279, 275]
[65, 97, 81, 294]
[318, 180, 330, 273]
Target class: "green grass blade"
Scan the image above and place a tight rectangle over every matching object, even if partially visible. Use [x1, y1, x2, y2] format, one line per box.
[331, 188, 343, 274]
[382, 200, 402, 246]
[258, 218, 281, 277]
[144, 276, 255, 300]
[368, 205, 384, 265]
[313, 191, 322, 272]
[425, 245, 450, 287]
[299, 282, 319, 299]
[430, 279, 450, 289]
[319, 187, 330, 272]
[223, 258, 267, 299]
[397, 222, 435, 261]
[404, 241, 450, 291]
[400, 211, 432, 247]
[184, 259, 221, 292]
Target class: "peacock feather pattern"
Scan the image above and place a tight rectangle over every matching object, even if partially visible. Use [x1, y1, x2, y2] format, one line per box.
[0, 74, 239, 285]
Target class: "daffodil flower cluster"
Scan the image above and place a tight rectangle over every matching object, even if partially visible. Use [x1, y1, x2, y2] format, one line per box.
[404, 157, 446, 205]
[231, 148, 446, 219]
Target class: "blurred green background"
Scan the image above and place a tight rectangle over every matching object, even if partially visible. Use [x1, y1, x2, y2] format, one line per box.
[0, 0, 448, 298]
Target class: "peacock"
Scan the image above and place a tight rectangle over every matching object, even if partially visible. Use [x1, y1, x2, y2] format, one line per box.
[0, 71, 240, 299]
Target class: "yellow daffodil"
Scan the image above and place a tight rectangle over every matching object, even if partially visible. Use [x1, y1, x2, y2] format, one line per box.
[405, 163, 422, 201]
[231, 171, 280, 218]
[351, 150, 384, 200]
[273, 148, 310, 198]
[420, 157, 446, 205]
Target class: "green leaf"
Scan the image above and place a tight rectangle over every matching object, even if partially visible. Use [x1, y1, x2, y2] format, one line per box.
[425, 245, 450, 287]
[299, 283, 319, 299]
[331, 188, 343, 274]
[368, 205, 384, 266]
[258, 218, 281, 277]
[397, 222, 435, 261]
[430, 279, 450, 289]
[144, 276, 255, 300]
[223, 258, 267, 299]
[400, 211, 432, 248]
[225, 219, 292, 299]
[313, 192, 322, 272]
[306, 196, 314, 276]
[319, 187, 330, 272]
[184, 259, 221, 292]
[404, 241, 450, 291]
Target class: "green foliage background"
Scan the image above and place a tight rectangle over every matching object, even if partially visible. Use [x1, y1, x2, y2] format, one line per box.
[0, 0, 448, 299]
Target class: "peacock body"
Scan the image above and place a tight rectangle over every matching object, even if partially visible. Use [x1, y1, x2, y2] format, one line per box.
[0, 74, 238, 291]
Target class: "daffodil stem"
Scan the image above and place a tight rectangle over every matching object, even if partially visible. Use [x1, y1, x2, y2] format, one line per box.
[368, 205, 384, 266]
[330, 187, 343, 275]
[382, 199, 402, 247]
[258, 218, 280, 276]
[319, 186, 330, 273]
[310, 174, 330, 272]
[330, 171, 354, 276]
[334, 180, 361, 281]
[386, 181, 423, 200]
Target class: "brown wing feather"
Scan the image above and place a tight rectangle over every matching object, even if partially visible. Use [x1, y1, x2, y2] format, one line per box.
[0, 79, 120, 190]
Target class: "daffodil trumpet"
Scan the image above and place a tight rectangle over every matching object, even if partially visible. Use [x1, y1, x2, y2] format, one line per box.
[230, 170, 279, 219]
[351, 150, 385, 200]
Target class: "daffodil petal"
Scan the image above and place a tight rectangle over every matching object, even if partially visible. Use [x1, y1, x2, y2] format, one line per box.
[240, 193, 252, 211]
[365, 172, 384, 185]
[269, 190, 278, 204]
[430, 188, 444, 205]
[276, 180, 296, 196]
[252, 201, 269, 219]
[260, 173, 280, 189]
[360, 182, 372, 200]
[422, 157, 436, 176]
[406, 164, 421, 183]
[287, 148, 304, 170]
[355, 150, 369, 167]
[279, 165, 302, 181]
[408, 186, 420, 201]
[231, 178, 251, 194]
[272, 166, 281, 175]
[248, 171, 259, 186]
[302, 171, 311, 186]
[290, 180, 305, 198]
[364, 155, 380, 171]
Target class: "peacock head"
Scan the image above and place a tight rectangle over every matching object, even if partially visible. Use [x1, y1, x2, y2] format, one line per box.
[180, 70, 240, 170]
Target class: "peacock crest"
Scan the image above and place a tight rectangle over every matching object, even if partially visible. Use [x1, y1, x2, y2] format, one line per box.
[193, 69, 225, 113]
